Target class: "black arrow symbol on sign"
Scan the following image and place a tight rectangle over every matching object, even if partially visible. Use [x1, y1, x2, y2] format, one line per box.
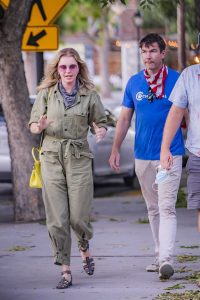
[34, 0, 47, 21]
[27, 29, 47, 46]
[28, 0, 47, 23]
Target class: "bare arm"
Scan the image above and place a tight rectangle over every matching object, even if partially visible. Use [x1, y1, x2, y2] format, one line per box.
[160, 105, 185, 169]
[109, 107, 134, 171]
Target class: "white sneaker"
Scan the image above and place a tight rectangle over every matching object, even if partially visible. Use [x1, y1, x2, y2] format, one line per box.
[146, 262, 159, 272]
[159, 261, 174, 279]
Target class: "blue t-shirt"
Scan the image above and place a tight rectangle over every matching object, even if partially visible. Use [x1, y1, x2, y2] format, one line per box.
[122, 68, 185, 160]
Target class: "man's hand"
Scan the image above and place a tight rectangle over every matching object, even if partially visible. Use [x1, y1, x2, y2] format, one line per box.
[160, 148, 173, 170]
[109, 150, 120, 172]
[92, 122, 106, 143]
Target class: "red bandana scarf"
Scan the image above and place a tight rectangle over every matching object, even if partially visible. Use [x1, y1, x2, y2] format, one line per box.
[144, 65, 168, 99]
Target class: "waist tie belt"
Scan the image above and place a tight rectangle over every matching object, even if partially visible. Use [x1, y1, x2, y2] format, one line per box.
[62, 139, 84, 159]
[44, 135, 92, 159]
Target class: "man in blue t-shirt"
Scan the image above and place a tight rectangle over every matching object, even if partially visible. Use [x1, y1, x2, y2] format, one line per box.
[109, 33, 184, 280]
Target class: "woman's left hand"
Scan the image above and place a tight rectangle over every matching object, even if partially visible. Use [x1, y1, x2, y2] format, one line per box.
[92, 122, 107, 143]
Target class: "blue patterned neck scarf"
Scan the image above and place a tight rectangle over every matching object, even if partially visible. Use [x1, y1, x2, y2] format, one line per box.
[59, 80, 79, 108]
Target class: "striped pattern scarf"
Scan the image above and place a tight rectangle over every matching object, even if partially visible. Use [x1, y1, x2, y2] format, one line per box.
[144, 65, 168, 99]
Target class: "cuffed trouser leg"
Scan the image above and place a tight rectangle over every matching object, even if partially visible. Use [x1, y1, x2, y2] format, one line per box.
[41, 149, 94, 266]
[66, 154, 93, 249]
[41, 152, 71, 266]
[135, 159, 160, 260]
[158, 156, 182, 264]
[135, 157, 182, 264]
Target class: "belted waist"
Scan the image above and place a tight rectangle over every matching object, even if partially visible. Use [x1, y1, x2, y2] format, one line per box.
[42, 135, 93, 159]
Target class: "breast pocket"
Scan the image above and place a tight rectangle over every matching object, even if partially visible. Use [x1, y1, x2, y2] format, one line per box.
[74, 112, 89, 138]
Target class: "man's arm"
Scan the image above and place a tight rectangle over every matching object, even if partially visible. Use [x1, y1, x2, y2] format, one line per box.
[109, 107, 133, 171]
[160, 105, 185, 169]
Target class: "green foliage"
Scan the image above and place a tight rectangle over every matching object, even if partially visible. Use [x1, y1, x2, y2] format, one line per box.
[175, 266, 192, 273]
[176, 188, 187, 208]
[180, 245, 199, 249]
[177, 255, 198, 263]
[137, 217, 149, 224]
[184, 271, 200, 285]
[100, 0, 126, 6]
[139, 0, 180, 10]
[39, 219, 46, 225]
[56, 0, 101, 34]
[139, 0, 198, 45]
[164, 284, 185, 290]
[154, 290, 200, 300]
[8, 245, 35, 251]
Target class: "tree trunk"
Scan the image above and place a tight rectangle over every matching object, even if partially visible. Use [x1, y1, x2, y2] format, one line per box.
[0, 0, 44, 221]
[177, 0, 186, 71]
[99, 7, 111, 98]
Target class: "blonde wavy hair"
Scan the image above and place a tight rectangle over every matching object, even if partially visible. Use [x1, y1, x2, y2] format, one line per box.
[37, 48, 94, 91]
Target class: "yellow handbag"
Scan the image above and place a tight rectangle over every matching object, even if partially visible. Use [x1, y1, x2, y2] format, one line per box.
[29, 88, 51, 189]
[29, 147, 43, 188]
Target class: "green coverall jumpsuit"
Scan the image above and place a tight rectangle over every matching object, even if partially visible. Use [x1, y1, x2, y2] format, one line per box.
[29, 83, 107, 265]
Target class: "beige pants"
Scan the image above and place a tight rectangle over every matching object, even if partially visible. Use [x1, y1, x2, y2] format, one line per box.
[135, 156, 182, 264]
[41, 148, 93, 266]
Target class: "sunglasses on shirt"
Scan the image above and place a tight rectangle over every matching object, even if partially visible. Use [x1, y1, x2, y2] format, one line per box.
[147, 87, 156, 103]
[58, 64, 78, 72]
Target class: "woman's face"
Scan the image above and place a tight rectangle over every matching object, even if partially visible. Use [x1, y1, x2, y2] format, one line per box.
[57, 55, 79, 87]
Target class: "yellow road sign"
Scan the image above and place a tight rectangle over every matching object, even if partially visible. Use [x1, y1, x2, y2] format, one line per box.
[22, 26, 59, 51]
[0, 0, 9, 9]
[1, 0, 70, 51]
[0, 0, 70, 25]
[28, 0, 70, 26]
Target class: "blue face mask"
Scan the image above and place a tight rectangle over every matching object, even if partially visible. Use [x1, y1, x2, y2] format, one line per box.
[155, 167, 168, 184]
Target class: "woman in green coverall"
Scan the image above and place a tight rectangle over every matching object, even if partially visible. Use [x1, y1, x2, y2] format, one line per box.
[29, 48, 107, 289]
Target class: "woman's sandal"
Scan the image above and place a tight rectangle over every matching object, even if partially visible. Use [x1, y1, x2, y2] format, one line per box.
[80, 242, 95, 276]
[56, 270, 72, 289]
[82, 256, 95, 276]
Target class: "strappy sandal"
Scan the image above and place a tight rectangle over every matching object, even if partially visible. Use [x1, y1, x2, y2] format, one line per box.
[79, 242, 95, 276]
[56, 270, 72, 289]
[82, 256, 95, 276]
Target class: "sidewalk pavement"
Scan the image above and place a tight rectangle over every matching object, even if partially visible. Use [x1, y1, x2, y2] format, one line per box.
[0, 190, 200, 300]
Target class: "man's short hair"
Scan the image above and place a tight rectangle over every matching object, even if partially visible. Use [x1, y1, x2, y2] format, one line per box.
[139, 33, 166, 52]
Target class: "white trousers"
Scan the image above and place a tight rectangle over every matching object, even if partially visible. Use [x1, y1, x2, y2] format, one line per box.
[135, 156, 182, 264]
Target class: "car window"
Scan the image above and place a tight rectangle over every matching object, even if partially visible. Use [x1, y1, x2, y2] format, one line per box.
[0, 104, 5, 123]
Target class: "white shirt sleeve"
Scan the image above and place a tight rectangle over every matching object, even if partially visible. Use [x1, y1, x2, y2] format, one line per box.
[168, 69, 188, 109]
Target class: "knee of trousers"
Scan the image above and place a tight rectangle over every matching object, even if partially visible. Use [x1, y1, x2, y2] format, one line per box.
[159, 205, 176, 217]
[70, 217, 90, 232]
[70, 217, 93, 239]
[147, 204, 159, 216]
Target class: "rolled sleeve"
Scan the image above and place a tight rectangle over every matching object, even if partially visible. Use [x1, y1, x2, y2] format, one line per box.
[169, 70, 188, 109]
[28, 88, 49, 126]
[89, 92, 107, 134]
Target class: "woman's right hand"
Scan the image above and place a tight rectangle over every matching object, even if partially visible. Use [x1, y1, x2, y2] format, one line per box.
[30, 115, 54, 134]
[37, 115, 53, 131]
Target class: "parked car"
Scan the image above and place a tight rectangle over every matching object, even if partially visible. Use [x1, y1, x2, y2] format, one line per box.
[0, 104, 135, 186]
[0, 114, 11, 182]
[90, 108, 135, 185]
